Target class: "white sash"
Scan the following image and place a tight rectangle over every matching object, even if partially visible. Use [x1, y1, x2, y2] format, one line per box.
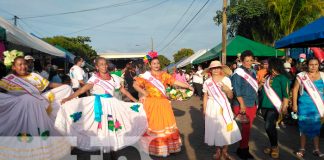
[3, 74, 44, 100]
[92, 75, 115, 96]
[264, 76, 282, 112]
[141, 71, 166, 96]
[297, 72, 324, 117]
[234, 68, 258, 93]
[206, 80, 233, 131]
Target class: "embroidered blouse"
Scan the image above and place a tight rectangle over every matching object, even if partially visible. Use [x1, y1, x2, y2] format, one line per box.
[134, 72, 175, 98]
[0, 73, 49, 95]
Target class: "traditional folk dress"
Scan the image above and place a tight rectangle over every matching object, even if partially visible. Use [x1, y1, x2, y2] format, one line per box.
[0, 72, 73, 160]
[296, 72, 324, 138]
[203, 77, 241, 146]
[54, 74, 147, 152]
[134, 71, 182, 157]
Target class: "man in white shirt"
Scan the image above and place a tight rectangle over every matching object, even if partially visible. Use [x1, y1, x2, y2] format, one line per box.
[69, 56, 86, 96]
[192, 65, 204, 99]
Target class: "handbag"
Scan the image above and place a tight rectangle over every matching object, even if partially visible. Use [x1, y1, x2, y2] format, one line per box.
[235, 112, 250, 124]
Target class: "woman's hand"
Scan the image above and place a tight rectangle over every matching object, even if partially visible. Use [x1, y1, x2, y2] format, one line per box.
[292, 104, 298, 112]
[61, 97, 70, 105]
[188, 86, 194, 92]
[139, 96, 147, 103]
[281, 104, 288, 114]
[258, 78, 265, 89]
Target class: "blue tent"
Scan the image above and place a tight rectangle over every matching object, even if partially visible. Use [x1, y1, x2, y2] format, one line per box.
[275, 17, 324, 48]
[55, 45, 75, 64]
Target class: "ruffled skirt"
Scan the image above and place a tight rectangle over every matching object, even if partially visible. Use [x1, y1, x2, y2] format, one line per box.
[55, 96, 148, 152]
[0, 85, 73, 160]
[141, 97, 182, 157]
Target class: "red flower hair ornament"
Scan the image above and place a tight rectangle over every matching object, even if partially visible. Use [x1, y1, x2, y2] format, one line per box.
[143, 51, 158, 64]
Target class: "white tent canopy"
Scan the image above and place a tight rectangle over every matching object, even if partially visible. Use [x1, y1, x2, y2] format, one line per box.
[176, 49, 208, 68]
[0, 17, 65, 57]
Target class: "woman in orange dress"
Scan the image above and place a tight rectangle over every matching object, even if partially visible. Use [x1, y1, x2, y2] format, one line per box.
[133, 51, 194, 157]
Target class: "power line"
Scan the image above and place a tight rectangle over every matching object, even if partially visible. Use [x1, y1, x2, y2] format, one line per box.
[158, 0, 211, 53]
[19, 19, 46, 37]
[157, 0, 196, 49]
[64, 0, 170, 35]
[0, 8, 15, 16]
[20, 0, 149, 19]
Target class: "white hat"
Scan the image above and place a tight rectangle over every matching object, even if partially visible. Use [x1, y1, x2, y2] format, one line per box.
[206, 60, 232, 76]
[284, 62, 291, 69]
[24, 55, 34, 61]
[52, 65, 58, 70]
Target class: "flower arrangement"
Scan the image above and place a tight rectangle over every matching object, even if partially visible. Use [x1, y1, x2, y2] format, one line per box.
[3, 50, 24, 68]
[143, 51, 158, 64]
[166, 87, 193, 101]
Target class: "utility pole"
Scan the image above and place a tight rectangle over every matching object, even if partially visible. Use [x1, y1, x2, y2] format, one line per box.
[14, 15, 19, 26]
[221, 0, 227, 64]
[151, 37, 154, 51]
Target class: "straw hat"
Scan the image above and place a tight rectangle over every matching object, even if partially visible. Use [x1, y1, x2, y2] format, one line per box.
[205, 60, 232, 76]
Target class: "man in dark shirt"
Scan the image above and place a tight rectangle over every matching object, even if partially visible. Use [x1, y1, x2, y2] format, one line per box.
[231, 50, 258, 159]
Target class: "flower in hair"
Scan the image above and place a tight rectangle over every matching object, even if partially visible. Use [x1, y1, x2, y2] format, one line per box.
[148, 51, 158, 59]
[143, 51, 158, 64]
[3, 50, 24, 68]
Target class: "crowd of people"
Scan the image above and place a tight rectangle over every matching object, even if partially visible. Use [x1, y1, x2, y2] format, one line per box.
[0, 49, 323, 160]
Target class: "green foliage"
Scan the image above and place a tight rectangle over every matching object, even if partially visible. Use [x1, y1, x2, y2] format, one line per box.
[214, 0, 324, 45]
[173, 48, 194, 63]
[158, 55, 171, 69]
[173, 48, 194, 72]
[43, 36, 98, 62]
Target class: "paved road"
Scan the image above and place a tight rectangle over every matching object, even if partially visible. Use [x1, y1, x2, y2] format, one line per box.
[67, 96, 324, 160]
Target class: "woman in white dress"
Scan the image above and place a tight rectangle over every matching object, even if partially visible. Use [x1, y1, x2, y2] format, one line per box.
[57, 57, 147, 152]
[0, 56, 73, 160]
[203, 61, 241, 160]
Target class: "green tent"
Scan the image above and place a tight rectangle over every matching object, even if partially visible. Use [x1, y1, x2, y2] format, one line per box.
[0, 26, 6, 41]
[193, 36, 285, 64]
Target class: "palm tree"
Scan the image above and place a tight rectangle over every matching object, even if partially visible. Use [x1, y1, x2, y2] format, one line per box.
[267, 0, 324, 41]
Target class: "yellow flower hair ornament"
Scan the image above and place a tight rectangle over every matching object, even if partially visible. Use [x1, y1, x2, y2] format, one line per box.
[3, 50, 24, 68]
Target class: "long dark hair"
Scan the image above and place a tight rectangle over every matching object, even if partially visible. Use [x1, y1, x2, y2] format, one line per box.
[267, 57, 290, 78]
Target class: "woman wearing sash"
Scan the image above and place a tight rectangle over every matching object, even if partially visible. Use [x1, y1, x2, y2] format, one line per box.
[292, 57, 324, 158]
[231, 50, 258, 159]
[133, 51, 194, 157]
[260, 58, 289, 159]
[0, 56, 72, 160]
[57, 57, 147, 152]
[203, 61, 241, 160]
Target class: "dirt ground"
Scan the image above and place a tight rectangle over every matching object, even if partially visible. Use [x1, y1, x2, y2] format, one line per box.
[65, 96, 324, 160]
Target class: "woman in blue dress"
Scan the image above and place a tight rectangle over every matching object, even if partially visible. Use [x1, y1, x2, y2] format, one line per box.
[292, 57, 324, 158]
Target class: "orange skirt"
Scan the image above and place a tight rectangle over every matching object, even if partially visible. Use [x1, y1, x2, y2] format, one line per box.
[141, 97, 182, 157]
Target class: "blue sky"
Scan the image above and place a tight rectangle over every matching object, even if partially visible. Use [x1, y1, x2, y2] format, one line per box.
[0, 0, 222, 61]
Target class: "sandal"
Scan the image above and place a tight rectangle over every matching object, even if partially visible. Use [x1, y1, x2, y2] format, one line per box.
[313, 150, 324, 157]
[213, 148, 222, 160]
[222, 153, 235, 160]
[264, 147, 272, 154]
[295, 149, 305, 158]
[271, 147, 280, 159]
